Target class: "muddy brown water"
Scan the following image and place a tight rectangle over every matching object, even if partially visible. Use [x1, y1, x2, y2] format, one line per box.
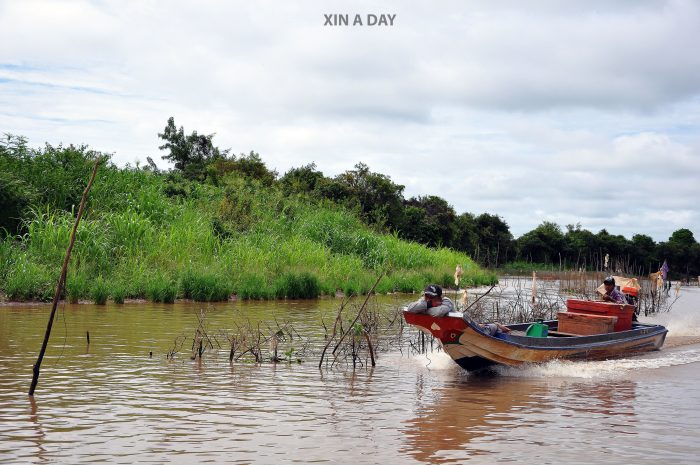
[1, 289, 700, 464]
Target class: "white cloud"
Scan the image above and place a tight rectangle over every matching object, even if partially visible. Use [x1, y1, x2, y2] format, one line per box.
[1, 0, 699, 242]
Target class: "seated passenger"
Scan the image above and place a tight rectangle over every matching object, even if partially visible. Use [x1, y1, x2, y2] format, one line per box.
[601, 276, 626, 303]
[480, 322, 512, 336]
[405, 284, 455, 317]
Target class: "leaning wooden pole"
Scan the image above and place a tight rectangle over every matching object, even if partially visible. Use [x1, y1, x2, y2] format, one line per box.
[29, 157, 101, 396]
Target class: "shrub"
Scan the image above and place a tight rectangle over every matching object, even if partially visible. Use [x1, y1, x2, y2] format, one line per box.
[4, 258, 54, 301]
[180, 269, 231, 302]
[235, 273, 273, 300]
[91, 277, 108, 305]
[66, 272, 90, 303]
[146, 274, 177, 303]
[273, 271, 321, 299]
[111, 282, 126, 304]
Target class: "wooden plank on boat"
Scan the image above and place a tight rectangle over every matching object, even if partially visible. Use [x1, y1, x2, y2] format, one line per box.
[547, 330, 578, 337]
[557, 312, 617, 336]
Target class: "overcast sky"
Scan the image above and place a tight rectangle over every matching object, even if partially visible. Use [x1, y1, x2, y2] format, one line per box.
[1, 0, 699, 241]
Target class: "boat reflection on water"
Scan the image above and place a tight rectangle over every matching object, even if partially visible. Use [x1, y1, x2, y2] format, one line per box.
[400, 373, 638, 464]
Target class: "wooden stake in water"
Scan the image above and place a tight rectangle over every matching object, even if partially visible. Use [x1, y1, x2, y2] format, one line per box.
[29, 158, 101, 396]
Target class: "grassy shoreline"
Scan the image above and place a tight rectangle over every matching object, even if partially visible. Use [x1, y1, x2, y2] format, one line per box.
[0, 146, 496, 303]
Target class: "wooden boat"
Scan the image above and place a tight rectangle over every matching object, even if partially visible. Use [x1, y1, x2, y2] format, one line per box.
[403, 300, 668, 371]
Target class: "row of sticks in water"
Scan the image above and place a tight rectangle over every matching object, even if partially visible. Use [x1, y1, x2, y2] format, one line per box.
[162, 276, 678, 369]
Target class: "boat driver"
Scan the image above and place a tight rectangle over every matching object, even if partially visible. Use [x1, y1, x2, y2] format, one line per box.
[601, 276, 626, 304]
[405, 284, 455, 317]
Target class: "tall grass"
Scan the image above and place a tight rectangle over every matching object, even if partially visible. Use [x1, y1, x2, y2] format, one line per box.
[180, 268, 230, 302]
[91, 277, 109, 305]
[1, 158, 496, 302]
[145, 274, 177, 303]
[111, 281, 126, 304]
[273, 271, 320, 299]
[66, 271, 90, 303]
[3, 255, 54, 301]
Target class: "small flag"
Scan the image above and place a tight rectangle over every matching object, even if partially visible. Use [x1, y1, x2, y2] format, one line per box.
[661, 260, 669, 280]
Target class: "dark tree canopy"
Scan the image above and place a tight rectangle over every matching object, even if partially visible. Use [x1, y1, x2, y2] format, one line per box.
[209, 151, 277, 185]
[280, 163, 324, 196]
[158, 117, 229, 180]
[327, 162, 406, 230]
[402, 196, 457, 247]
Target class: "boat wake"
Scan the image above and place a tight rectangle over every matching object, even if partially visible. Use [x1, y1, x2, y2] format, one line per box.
[495, 345, 700, 379]
[497, 288, 700, 379]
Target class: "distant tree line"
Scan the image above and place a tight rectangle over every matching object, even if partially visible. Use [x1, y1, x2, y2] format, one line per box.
[277, 161, 699, 279]
[3, 118, 698, 280]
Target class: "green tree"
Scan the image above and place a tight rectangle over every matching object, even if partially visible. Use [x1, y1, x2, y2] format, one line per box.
[517, 221, 565, 265]
[401, 196, 457, 247]
[631, 234, 657, 274]
[669, 228, 696, 248]
[209, 151, 277, 185]
[322, 162, 405, 230]
[158, 117, 228, 180]
[1, 135, 99, 218]
[280, 163, 324, 196]
[564, 223, 599, 269]
[661, 228, 699, 279]
[474, 213, 513, 267]
[454, 212, 479, 257]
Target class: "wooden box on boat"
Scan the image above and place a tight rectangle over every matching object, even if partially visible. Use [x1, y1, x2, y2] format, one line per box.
[566, 299, 635, 331]
[557, 312, 617, 335]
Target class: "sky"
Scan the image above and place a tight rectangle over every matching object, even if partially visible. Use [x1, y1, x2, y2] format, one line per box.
[1, 0, 699, 242]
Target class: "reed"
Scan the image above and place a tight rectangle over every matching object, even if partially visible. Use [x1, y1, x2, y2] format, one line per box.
[273, 271, 320, 299]
[3, 256, 54, 301]
[66, 271, 90, 303]
[110, 281, 126, 304]
[180, 268, 231, 302]
[145, 274, 177, 303]
[91, 277, 108, 305]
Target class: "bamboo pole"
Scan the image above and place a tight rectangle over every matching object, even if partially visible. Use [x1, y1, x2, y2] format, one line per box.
[29, 157, 102, 396]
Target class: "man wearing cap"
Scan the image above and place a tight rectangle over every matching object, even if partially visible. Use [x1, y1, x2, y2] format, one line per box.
[602, 276, 626, 304]
[405, 284, 455, 317]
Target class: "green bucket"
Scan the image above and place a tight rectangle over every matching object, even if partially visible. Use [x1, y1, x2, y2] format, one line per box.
[526, 320, 549, 337]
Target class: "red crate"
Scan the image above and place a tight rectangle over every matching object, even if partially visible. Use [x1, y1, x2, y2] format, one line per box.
[566, 299, 634, 331]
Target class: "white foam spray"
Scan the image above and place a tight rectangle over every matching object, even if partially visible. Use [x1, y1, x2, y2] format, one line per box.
[496, 347, 700, 380]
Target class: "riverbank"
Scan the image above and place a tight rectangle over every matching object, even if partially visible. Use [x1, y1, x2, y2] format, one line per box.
[0, 144, 496, 303]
